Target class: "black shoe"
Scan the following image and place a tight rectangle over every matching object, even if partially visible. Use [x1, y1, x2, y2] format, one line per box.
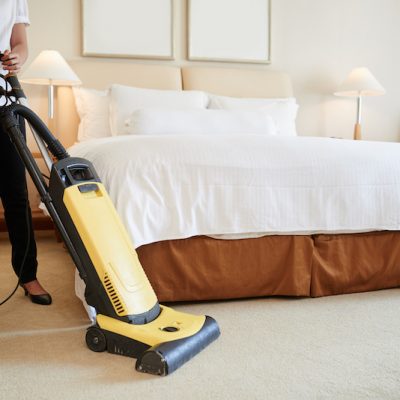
[21, 285, 52, 305]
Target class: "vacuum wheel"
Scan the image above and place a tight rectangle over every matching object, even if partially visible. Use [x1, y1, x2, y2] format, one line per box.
[86, 326, 107, 352]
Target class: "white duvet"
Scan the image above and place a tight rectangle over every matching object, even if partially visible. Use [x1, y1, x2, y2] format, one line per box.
[68, 134, 400, 248]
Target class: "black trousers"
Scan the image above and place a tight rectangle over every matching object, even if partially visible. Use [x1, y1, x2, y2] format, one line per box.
[0, 117, 38, 284]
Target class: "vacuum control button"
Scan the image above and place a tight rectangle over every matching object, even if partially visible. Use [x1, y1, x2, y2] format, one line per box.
[161, 326, 179, 332]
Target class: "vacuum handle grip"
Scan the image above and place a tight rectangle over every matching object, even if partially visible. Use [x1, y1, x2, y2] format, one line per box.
[0, 55, 27, 100]
[5, 74, 27, 101]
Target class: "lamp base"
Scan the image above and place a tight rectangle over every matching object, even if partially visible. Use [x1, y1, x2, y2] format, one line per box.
[353, 123, 362, 140]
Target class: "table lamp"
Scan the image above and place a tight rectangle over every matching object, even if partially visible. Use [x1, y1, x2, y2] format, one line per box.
[334, 67, 385, 140]
[20, 50, 81, 119]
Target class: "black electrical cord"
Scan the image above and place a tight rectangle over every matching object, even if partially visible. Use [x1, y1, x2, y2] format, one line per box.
[0, 204, 31, 306]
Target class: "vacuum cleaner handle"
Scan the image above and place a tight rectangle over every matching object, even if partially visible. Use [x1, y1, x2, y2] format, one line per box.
[2, 73, 69, 163]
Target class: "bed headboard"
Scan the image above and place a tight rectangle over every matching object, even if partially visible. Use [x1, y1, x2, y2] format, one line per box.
[68, 60, 182, 90]
[182, 67, 293, 98]
[53, 60, 293, 148]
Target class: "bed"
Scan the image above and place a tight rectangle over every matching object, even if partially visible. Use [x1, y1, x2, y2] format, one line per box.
[51, 60, 400, 304]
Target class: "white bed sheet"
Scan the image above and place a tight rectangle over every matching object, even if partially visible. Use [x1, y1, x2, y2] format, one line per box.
[68, 134, 400, 248]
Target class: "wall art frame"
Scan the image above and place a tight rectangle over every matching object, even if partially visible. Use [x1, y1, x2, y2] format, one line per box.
[187, 0, 271, 64]
[82, 0, 174, 60]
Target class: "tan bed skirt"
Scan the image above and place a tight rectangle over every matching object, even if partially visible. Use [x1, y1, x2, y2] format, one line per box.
[136, 232, 400, 302]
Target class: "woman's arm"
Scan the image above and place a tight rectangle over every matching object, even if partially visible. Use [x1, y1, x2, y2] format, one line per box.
[1, 23, 28, 74]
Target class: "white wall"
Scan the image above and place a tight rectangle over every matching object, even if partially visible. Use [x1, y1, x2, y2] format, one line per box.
[26, 0, 400, 141]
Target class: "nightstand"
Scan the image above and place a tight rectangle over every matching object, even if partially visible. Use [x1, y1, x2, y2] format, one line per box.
[0, 151, 53, 232]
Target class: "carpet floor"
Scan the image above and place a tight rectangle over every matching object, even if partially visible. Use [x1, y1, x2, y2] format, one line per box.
[1, 232, 400, 400]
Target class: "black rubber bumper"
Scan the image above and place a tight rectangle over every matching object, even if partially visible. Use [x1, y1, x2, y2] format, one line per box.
[135, 316, 220, 376]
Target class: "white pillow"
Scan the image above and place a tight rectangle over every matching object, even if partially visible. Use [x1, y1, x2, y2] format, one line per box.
[208, 95, 299, 137]
[126, 109, 277, 136]
[109, 84, 209, 136]
[73, 87, 111, 142]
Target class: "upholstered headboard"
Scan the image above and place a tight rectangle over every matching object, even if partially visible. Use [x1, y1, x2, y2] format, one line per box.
[68, 60, 182, 90]
[52, 60, 293, 148]
[181, 67, 293, 98]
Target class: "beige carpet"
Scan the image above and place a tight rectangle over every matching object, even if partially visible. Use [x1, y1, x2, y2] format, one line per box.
[1, 232, 400, 400]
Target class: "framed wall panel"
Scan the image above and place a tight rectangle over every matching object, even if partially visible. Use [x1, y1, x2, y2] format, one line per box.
[82, 0, 174, 60]
[188, 0, 271, 64]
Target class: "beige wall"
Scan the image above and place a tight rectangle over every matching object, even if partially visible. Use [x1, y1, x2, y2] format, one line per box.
[25, 0, 400, 141]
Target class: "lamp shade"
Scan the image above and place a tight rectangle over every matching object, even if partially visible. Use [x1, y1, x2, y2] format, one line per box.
[334, 67, 385, 97]
[20, 50, 81, 86]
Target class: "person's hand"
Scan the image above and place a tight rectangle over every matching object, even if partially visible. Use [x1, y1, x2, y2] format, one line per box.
[1, 50, 23, 74]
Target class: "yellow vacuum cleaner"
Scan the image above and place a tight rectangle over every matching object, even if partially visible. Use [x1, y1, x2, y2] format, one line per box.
[0, 73, 220, 376]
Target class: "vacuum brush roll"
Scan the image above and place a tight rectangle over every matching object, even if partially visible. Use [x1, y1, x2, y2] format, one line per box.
[136, 316, 220, 376]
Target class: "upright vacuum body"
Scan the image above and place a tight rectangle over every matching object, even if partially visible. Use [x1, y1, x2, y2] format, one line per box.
[0, 73, 220, 375]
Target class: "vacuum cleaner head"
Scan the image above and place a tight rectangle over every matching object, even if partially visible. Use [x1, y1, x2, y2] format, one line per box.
[87, 306, 220, 376]
[136, 316, 220, 376]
